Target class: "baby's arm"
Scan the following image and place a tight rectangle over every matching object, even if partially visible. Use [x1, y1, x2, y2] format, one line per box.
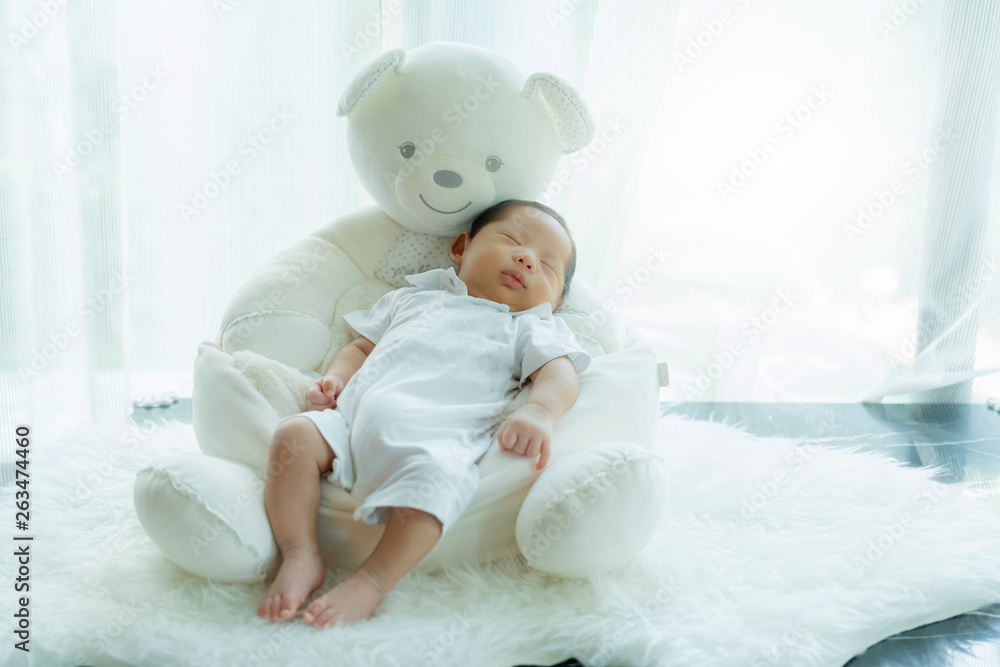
[305, 336, 376, 411]
[497, 355, 580, 470]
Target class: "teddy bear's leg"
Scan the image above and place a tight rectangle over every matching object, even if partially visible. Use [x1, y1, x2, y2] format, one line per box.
[134, 453, 281, 583]
[192, 340, 279, 472]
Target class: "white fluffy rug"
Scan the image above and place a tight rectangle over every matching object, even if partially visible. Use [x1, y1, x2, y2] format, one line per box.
[3, 414, 1000, 667]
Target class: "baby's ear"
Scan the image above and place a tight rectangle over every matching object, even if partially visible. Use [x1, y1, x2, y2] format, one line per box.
[449, 232, 470, 263]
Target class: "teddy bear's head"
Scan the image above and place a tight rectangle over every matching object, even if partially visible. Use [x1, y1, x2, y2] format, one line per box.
[337, 42, 594, 236]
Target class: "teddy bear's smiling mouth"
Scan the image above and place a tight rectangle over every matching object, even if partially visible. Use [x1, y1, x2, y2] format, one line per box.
[419, 194, 472, 215]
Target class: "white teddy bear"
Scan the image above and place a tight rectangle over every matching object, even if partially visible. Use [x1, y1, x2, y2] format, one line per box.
[134, 41, 669, 583]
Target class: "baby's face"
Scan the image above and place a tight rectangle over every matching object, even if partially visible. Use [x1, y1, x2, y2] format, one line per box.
[449, 206, 572, 312]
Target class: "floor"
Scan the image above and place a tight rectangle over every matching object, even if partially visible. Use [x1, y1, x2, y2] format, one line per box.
[129, 399, 1000, 667]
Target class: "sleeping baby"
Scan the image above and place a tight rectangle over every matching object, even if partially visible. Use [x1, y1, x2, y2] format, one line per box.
[257, 199, 591, 628]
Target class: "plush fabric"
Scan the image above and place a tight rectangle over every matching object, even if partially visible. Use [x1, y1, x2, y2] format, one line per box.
[337, 43, 594, 237]
[137, 331, 661, 583]
[516, 442, 670, 578]
[8, 415, 1000, 667]
[135, 41, 670, 582]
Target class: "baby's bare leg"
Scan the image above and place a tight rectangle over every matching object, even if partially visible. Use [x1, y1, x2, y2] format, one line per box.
[257, 417, 335, 622]
[303, 506, 443, 628]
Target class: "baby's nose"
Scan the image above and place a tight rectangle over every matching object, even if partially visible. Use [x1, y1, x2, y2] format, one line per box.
[518, 257, 533, 270]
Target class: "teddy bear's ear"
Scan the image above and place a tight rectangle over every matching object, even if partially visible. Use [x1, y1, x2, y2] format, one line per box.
[337, 48, 406, 118]
[521, 72, 596, 153]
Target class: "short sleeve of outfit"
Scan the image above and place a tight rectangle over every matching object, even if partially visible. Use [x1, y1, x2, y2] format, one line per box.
[516, 315, 591, 389]
[342, 288, 409, 344]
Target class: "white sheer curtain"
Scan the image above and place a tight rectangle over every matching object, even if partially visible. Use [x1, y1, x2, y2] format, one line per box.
[603, 0, 1000, 404]
[2, 0, 999, 460]
[2, 0, 374, 447]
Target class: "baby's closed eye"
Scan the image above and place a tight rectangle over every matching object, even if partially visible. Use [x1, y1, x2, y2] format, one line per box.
[504, 234, 555, 272]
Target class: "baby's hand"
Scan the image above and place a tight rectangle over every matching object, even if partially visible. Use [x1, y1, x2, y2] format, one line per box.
[497, 404, 553, 471]
[305, 375, 345, 412]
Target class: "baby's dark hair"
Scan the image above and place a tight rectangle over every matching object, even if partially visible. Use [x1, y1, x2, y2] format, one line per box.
[468, 199, 577, 299]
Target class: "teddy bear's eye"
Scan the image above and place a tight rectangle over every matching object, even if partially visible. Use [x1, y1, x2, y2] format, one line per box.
[399, 142, 415, 159]
[485, 156, 503, 172]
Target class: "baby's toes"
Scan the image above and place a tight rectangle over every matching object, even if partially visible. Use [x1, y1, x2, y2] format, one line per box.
[270, 595, 293, 620]
[258, 594, 278, 620]
[277, 595, 299, 619]
[255, 598, 268, 619]
[312, 605, 342, 628]
[303, 598, 328, 623]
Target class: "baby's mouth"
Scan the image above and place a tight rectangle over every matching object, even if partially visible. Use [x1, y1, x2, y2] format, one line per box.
[502, 270, 525, 288]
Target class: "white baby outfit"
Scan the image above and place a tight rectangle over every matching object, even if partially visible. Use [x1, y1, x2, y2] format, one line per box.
[278, 267, 591, 538]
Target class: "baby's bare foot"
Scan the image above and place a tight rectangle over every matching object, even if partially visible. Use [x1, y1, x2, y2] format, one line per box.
[257, 549, 327, 622]
[302, 566, 392, 628]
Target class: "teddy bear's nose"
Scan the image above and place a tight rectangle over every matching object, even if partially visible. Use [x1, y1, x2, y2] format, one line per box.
[433, 170, 463, 188]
